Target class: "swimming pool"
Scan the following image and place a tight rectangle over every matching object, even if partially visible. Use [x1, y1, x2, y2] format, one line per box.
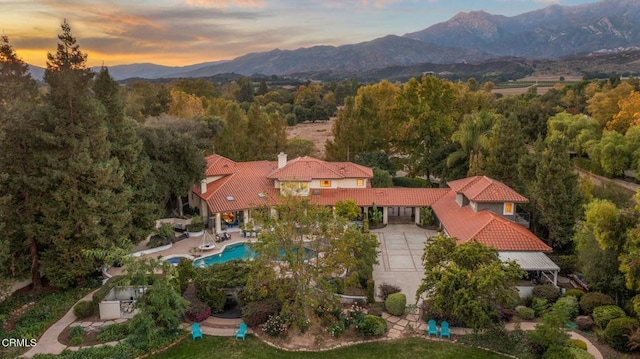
[163, 254, 195, 266]
[193, 242, 315, 268]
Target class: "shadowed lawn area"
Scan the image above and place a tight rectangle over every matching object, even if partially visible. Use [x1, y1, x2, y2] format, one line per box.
[150, 336, 508, 359]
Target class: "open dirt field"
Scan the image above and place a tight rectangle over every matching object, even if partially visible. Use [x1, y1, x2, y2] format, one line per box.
[285, 118, 334, 159]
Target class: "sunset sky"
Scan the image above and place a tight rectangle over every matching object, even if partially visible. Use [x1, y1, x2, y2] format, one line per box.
[1, 0, 600, 67]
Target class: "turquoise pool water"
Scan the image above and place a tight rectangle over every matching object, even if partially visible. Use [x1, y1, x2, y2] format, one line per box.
[193, 242, 314, 268]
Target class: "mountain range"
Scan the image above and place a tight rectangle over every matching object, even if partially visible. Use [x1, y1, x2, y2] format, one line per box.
[28, 0, 640, 80]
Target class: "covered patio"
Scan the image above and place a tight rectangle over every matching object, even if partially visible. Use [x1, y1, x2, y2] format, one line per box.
[499, 251, 560, 297]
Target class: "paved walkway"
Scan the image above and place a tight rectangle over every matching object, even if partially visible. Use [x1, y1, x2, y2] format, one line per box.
[21, 289, 100, 358]
[372, 224, 438, 305]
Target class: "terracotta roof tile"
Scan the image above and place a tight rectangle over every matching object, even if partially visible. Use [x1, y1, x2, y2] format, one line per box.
[204, 154, 238, 176]
[268, 157, 373, 181]
[310, 188, 450, 207]
[447, 176, 528, 203]
[432, 190, 551, 252]
[195, 160, 278, 212]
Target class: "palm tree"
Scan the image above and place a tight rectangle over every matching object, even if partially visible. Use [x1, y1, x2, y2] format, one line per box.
[447, 111, 501, 176]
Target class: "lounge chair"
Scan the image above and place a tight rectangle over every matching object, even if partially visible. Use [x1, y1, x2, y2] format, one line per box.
[235, 322, 247, 340]
[427, 319, 438, 337]
[192, 323, 203, 340]
[439, 321, 450, 339]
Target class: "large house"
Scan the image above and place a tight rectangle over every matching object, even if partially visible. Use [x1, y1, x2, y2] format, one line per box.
[190, 153, 559, 286]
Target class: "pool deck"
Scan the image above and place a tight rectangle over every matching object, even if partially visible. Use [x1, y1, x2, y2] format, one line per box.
[107, 230, 250, 277]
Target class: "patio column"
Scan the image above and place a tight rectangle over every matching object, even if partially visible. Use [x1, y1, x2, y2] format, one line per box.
[215, 212, 222, 233]
[415, 207, 421, 225]
[382, 206, 388, 225]
[243, 209, 249, 225]
[553, 270, 558, 287]
[363, 206, 369, 220]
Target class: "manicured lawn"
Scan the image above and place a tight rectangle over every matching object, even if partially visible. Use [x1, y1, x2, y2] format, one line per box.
[150, 336, 508, 359]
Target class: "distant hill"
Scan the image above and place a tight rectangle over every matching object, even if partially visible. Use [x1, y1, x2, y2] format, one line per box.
[405, 0, 640, 58]
[26, 0, 640, 81]
[91, 61, 228, 80]
[27, 61, 228, 81]
[171, 35, 493, 78]
[288, 49, 640, 83]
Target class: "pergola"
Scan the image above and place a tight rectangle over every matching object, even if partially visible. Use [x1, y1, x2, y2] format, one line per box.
[499, 251, 560, 286]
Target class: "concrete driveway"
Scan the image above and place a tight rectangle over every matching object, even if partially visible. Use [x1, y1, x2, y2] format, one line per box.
[372, 224, 438, 305]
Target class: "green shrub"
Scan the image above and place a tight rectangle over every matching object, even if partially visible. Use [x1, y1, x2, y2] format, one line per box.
[542, 345, 574, 359]
[575, 316, 595, 331]
[175, 259, 196, 294]
[552, 296, 579, 320]
[97, 323, 130, 342]
[420, 207, 436, 226]
[241, 298, 281, 327]
[378, 282, 401, 301]
[593, 305, 626, 329]
[148, 223, 174, 248]
[188, 215, 205, 232]
[356, 314, 387, 336]
[567, 338, 588, 351]
[579, 292, 615, 315]
[384, 293, 406, 316]
[516, 306, 535, 320]
[73, 300, 94, 319]
[567, 347, 594, 359]
[604, 317, 639, 352]
[532, 285, 561, 303]
[532, 297, 549, 317]
[68, 326, 84, 346]
[563, 289, 585, 300]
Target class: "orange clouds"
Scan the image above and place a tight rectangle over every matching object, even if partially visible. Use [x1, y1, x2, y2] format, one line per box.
[178, 0, 264, 7]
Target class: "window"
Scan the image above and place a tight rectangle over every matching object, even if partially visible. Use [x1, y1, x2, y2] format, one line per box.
[357, 179, 364, 186]
[320, 180, 331, 187]
[504, 202, 514, 215]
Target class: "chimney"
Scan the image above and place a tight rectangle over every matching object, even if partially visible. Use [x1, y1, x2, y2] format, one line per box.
[200, 179, 207, 194]
[278, 152, 287, 169]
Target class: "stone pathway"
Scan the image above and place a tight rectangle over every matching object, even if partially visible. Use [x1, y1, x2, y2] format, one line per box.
[21, 289, 101, 358]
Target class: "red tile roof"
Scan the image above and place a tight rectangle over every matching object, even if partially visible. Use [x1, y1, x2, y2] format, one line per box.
[195, 159, 279, 212]
[432, 190, 551, 252]
[268, 157, 373, 181]
[195, 154, 549, 253]
[310, 188, 450, 207]
[447, 176, 528, 203]
[204, 154, 238, 176]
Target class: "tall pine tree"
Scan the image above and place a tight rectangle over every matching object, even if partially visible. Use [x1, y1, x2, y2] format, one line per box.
[530, 137, 584, 250]
[0, 35, 45, 289]
[483, 115, 527, 188]
[94, 67, 158, 243]
[37, 21, 131, 288]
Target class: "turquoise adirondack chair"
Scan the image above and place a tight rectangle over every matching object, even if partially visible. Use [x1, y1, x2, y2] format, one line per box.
[427, 319, 438, 337]
[235, 322, 247, 340]
[192, 323, 203, 340]
[439, 321, 451, 339]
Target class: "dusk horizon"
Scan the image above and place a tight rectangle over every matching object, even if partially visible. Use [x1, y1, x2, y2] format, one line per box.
[3, 0, 600, 68]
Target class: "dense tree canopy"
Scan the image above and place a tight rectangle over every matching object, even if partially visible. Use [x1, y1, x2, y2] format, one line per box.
[417, 235, 523, 329]
[245, 196, 378, 332]
[0, 35, 44, 288]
